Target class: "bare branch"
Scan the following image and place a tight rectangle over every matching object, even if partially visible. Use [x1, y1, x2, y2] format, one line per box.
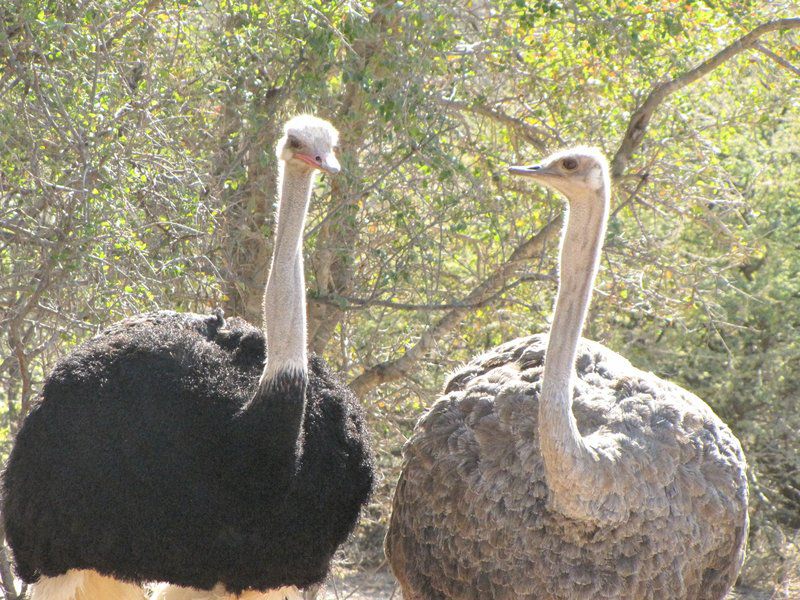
[306, 2, 400, 354]
[0, 544, 20, 600]
[311, 273, 555, 312]
[438, 98, 550, 150]
[611, 18, 800, 179]
[0, 519, 20, 600]
[10, 339, 31, 420]
[349, 215, 564, 396]
[753, 41, 800, 77]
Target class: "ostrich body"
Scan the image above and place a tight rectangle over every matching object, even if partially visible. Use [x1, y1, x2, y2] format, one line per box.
[3, 116, 375, 600]
[385, 148, 748, 600]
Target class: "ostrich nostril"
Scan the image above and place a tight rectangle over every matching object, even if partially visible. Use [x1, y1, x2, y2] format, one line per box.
[315, 156, 321, 162]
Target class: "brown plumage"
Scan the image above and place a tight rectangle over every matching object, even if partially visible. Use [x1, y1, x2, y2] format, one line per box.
[385, 148, 748, 600]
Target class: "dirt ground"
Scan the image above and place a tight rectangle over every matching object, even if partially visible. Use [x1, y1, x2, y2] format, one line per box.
[321, 568, 399, 600]
[319, 569, 779, 600]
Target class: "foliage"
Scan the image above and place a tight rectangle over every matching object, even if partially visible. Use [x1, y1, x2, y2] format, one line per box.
[1, 0, 799, 595]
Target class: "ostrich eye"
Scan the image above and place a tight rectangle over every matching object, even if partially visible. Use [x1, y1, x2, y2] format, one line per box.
[287, 137, 301, 150]
[562, 157, 578, 171]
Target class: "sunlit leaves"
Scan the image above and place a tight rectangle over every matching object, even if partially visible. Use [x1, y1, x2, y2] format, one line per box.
[1, 0, 799, 585]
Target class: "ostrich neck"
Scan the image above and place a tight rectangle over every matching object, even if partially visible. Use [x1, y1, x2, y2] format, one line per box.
[538, 188, 610, 521]
[259, 164, 315, 385]
[231, 163, 315, 497]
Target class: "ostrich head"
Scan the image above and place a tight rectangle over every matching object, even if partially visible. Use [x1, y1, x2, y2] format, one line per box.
[278, 115, 341, 174]
[508, 146, 608, 200]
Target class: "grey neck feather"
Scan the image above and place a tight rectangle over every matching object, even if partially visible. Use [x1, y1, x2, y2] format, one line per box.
[258, 163, 316, 386]
[538, 185, 613, 522]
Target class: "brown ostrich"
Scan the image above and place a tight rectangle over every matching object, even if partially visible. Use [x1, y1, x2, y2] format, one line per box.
[385, 147, 748, 600]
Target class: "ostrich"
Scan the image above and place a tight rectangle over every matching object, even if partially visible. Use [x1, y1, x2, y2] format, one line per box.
[385, 147, 748, 599]
[3, 115, 375, 600]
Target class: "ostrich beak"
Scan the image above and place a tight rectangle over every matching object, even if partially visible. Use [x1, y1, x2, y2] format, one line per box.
[508, 163, 545, 178]
[319, 153, 341, 175]
[294, 152, 341, 175]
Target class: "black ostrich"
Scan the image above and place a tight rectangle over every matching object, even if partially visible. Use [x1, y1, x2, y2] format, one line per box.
[2, 116, 375, 600]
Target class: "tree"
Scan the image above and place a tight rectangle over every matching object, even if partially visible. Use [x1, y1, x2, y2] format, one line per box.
[1, 1, 799, 595]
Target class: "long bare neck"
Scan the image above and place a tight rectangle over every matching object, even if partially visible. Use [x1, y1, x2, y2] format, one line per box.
[538, 185, 611, 521]
[231, 162, 315, 494]
[259, 163, 315, 386]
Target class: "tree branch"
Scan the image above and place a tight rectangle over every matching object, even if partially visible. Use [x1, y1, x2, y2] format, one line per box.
[349, 20, 800, 397]
[438, 98, 550, 150]
[311, 272, 554, 312]
[611, 18, 800, 179]
[753, 41, 800, 77]
[349, 215, 563, 396]
[0, 521, 20, 600]
[307, 0, 399, 354]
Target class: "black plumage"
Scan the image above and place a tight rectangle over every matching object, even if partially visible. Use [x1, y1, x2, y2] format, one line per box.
[3, 310, 375, 594]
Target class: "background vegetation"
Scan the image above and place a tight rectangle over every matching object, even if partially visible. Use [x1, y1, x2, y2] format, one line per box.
[1, 0, 799, 597]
